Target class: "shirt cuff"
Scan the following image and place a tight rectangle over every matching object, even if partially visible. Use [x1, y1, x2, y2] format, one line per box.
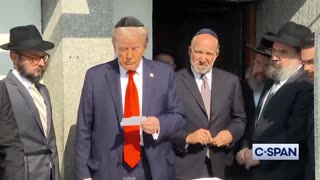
[185, 143, 189, 149]
[152, 127, 160, 140]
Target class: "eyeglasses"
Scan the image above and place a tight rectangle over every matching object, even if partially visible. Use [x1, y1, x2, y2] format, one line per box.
[301, 59, 315, 65]
[16, 52, 50, 66]
[271, 48, 288, 57]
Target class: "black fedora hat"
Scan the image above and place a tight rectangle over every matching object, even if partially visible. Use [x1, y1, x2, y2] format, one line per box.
[0, 25, 54, 51]
[246, 32, 274, 57]
[264, 21, 311, 48]
[302, 32, 315, 48]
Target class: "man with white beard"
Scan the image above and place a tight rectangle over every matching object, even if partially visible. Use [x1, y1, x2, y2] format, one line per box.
[236, 22, 313, 180]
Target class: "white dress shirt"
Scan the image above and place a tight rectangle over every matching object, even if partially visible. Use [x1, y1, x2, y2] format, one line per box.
[257, 78, 289, 121]
[12, 69, 33, 90]
[119, 61, 158, 145]
[191, 67, 212, 92]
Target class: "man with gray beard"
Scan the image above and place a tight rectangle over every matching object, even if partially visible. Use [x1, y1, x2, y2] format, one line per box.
[171, 28, 246, 180]
[237, 22, 313, 180]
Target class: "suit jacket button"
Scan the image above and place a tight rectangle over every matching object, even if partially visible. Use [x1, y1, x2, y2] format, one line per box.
[117, 161, 121, 167]
[46, 162, 52, 168]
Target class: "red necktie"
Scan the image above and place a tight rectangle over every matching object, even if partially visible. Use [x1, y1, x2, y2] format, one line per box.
[123, 70, 141, 168]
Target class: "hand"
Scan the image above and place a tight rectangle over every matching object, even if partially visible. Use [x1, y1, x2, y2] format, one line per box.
[244, 149, 260, 170]
[141, 116, 160, 134]
[236, 148, 249, 165]
[83, 178, 92, 180]
[210, 130, 233, 147]
[186, 129, 211, 145]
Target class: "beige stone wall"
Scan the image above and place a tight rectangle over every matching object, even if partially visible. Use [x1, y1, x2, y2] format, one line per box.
[42, 0, 114, 179]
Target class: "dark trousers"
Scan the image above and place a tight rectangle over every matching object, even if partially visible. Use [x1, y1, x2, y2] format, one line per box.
[121, 147, 152, 180]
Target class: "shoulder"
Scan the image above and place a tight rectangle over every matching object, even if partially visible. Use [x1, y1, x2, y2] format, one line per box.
[175, 68, 189, 80]
[145, 58, 172, 71]
[86, 59, 117, 76]
[212, 67, 240, 81]
[0, 80, 4, 87]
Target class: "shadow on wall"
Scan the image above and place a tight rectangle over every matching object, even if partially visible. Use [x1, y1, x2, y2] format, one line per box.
[41, 0, 113, 42]
[256, 0, 307, 41]
[62, 124, 76, 180]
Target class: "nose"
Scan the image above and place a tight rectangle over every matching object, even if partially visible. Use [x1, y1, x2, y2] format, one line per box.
[304, 65, 311, 72]
[38, 57, 45, 66]
[271, 54, 279, 63]
[127, 48, 133, 60]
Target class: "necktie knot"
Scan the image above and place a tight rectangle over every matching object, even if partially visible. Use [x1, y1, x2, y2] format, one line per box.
[201, 74, 209, 89]
[30, 83, 37, 90]
[127, 70, 136, 78]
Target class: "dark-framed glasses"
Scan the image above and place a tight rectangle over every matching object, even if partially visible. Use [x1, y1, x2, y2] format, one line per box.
[16, 52, 50, 66]
[301, 59, 315, 65]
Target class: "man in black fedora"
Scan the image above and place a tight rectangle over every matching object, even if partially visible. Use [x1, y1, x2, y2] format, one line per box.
[0, 25, 60, 180]
[237, 21, 313, 180]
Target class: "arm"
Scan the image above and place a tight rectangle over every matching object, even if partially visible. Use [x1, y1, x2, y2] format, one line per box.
[157, 69, 185, 140]
[75, 72, 94, 180]
[287, 86, 313, 143]
[0, 81, 24, 180]
[225, 77, 247, 147]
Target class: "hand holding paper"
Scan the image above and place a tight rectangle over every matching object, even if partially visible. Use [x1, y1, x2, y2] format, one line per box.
[141, 116, 160, 135]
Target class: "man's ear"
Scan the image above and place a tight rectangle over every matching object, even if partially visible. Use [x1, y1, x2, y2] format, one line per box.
[9, 51, 19, 68]
[216, 50, 220, 57]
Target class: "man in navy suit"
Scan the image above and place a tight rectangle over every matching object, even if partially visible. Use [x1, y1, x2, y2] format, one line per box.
[75, 16, 185, 180]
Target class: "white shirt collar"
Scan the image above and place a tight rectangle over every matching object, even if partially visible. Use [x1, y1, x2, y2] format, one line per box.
[191, 66, 212, 83]
[119, 59, 143, 77]
[12, 69, 33, 89]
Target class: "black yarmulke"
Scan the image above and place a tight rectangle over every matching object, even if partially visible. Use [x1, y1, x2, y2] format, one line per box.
[114, 16, 144, 28]
[194, 28, 218, 39]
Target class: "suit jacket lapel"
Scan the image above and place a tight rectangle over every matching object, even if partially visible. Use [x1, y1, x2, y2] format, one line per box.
[284, 67, 305, 84]
[142, 58, 155, 115]
[105, 59, 123, 123]
[209, 68, 220, 123]
[181, 68, 207, 116]
[6, 72, 46, 137]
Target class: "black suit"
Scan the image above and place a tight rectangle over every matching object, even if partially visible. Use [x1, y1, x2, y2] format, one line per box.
[248, 68, 313, 180]
[171, 67, 246, 179]
[0, 80, 24, 180]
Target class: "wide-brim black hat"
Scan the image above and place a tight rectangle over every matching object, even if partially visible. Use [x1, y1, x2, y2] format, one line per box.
[264, 21, 311, 48]
[246, 32, 274, 57]
[246, 44, 271, 57]
[0, 25, 54, 51]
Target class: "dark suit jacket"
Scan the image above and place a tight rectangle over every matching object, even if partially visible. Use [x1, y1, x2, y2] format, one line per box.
[0, 80, 24, 180]
[4, 72, 59, 180]
[75, 58, 185, 180]
[249, 68, 313, 180]
[171, 67, 246, 179]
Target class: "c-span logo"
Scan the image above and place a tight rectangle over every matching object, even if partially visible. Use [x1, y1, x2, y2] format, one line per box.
[252, 144, 299, 160]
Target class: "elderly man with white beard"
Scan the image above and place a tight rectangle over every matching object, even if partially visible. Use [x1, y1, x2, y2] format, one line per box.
[236, 22, 314, 180]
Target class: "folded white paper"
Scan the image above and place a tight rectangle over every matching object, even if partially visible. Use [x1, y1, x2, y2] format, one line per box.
[121, 116, 146, 126]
